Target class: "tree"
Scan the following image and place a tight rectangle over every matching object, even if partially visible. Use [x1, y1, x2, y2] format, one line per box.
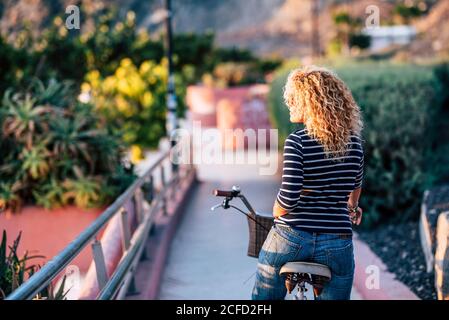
[331, 11, 370, 55]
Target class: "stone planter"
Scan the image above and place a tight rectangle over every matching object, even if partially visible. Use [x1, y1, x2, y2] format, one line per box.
[0, 205, 103, 299]
[435, 212, 449, 300]
[419, 185, 449, 299]
[419, 186, 449, 271]
[186, 84, 272, 149]
[186, 86, 218, 127]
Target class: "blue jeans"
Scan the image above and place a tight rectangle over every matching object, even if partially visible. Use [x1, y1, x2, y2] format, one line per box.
[252, 224, 355, 300]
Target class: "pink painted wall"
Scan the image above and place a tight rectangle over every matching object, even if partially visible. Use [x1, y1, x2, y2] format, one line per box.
[186, 84, 272, 149]
[0, 206, 103, 273]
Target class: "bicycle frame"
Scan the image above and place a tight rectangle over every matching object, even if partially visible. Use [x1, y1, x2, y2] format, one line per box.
[212, 186, 316, 300]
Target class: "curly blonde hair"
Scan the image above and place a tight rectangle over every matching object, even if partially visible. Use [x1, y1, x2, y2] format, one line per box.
[283, 65, 363, 158]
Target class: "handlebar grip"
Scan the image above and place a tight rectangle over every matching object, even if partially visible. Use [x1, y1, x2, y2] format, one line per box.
[213, 189, 234, 197]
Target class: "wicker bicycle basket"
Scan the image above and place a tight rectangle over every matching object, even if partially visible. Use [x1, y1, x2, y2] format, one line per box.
[246, 212, 274, 258]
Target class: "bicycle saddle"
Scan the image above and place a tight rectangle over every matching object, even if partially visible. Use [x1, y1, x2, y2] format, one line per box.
[280, 262, 331, 295]
[280, 261, 331, 280]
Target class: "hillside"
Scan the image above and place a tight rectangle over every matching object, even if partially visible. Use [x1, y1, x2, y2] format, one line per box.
[0, 0, 447, 58]
[411, 0, 449, 58]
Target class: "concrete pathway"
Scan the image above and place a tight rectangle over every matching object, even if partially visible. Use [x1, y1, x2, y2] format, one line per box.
[159, 150, 361, 300]
[160, 151, 279, 299]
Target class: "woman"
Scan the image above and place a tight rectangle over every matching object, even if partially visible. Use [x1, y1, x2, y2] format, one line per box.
[252, 65, 364, 300]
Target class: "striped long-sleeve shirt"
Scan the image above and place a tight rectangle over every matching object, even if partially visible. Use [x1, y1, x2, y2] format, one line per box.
[275, 128, 364, 234]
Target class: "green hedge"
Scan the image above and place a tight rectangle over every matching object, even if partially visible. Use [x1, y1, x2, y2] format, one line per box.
[268, 62, 449, 228]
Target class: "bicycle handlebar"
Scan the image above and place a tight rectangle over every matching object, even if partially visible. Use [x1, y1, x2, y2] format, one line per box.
[212, 186, 257, 215]
[213, 186, 241, 198]
[213, 189, 234, 197]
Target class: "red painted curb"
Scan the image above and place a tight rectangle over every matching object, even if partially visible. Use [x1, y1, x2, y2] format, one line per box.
[141, 171, 199, 300]
[353, 233, 420, 300]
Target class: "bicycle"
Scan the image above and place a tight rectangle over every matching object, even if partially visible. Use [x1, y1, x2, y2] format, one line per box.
[211, 185, 331, 300]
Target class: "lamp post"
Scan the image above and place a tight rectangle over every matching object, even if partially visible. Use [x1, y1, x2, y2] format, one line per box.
[164, 0, 178, 172]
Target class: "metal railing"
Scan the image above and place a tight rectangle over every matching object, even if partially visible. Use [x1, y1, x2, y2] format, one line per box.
[6, 145, 196, 300]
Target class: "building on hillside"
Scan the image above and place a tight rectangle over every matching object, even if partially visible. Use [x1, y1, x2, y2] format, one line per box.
[362, 25, 417, 52]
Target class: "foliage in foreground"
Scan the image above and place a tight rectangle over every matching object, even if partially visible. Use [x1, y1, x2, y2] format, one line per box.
[0, 230, 69, 300]
[0, 79, 135, 212]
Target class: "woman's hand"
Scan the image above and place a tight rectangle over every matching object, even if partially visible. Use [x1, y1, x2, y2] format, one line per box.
[273, 201, 289, 218]
[349, 207, 363, 225]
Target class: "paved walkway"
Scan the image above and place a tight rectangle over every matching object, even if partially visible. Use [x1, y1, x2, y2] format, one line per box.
[159, 150, 361, 300]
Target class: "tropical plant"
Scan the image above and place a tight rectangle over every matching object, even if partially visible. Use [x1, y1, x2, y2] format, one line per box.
[61, 167, 106, 209]
[0, 79, 135, 212]
[34, 274, 69, 300]
[0, 230, 69, 300]
[0, 183, 22, 214]
[20, 142, 52, 180]
[1, 91, 50, 148]
[0, 230, 44, 299]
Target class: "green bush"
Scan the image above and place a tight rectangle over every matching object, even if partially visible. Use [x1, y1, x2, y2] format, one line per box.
[0, 10, 166, 94]
[0, 79, 135, 212]
[172, 33, 281, 86]
[0, 36, 36, 96]
[268, 62, 449, 228]
[0, 6, 280, 98]
[83, 58, 185, 149]
[267, 63, 300, 143]
[82, 11, 164, 77]
[0, 8, 280, 154]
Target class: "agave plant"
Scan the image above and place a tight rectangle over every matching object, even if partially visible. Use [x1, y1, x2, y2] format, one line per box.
[1, 79, 135, 212]
[32, 177, 65, 209]
[1, 90, 51, 149]
[30, 78, 74, 107]
[0, 182, 22, 213]
[33, 275, 69, 300]
[0, 230, 44, 299]
[61, 167, 103, 209]
[20, 141, 52, 180]
[0, 230, 69, 300]
[48, 112, 98, 172]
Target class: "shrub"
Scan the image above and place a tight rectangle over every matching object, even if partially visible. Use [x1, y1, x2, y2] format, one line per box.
[34, 18, 88, 85]
[268, 62, 449, 228]
[82, 11, 164, 77]
[0, 36, 35, 96]
[0, 10, 166, 95]
[83, 58, 185, 149]
[205, 62, 253, 87]
[0, 79, 135, 212]
[0, 7, 279, 103]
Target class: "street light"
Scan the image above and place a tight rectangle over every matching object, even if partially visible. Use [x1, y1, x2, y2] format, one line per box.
[147, 2, 178, 171]
[165, 0, 177, 134]
[164, 0, 178, 172]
